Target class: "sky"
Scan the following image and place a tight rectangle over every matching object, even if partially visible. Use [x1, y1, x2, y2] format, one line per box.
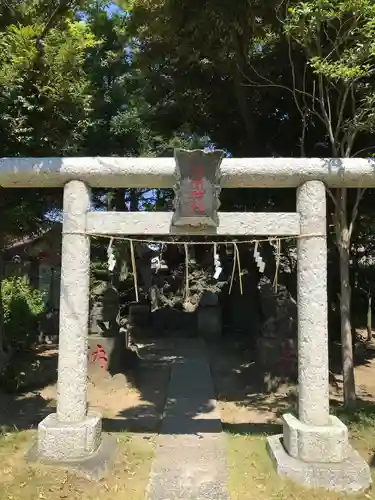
[105, 2, 126, 17]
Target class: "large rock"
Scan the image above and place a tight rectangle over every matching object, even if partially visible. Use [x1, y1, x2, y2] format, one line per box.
[87, 332, 128, 376]
[257, 277, 297, 377]
[258, 277, 297, 340]
[89, 282, 120, 336]
[151, 307, 196, 337]
[128, 303, 150, 329]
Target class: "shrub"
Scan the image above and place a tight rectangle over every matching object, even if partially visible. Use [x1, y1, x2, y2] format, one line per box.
[1, 276, 45, 352]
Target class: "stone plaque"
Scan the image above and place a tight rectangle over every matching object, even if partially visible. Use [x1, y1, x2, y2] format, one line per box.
[172, 149, 223, 227]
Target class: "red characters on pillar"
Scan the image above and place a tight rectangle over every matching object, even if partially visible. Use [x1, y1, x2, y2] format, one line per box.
[189, 166, 204, 214]
[90, 344, 107, 369]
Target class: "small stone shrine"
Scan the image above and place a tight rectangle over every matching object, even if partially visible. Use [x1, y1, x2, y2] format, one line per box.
[88, 280, 130, 376]
[90, 281, 120, 336]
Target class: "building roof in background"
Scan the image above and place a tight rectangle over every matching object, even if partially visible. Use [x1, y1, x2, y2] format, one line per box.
[4, 222, 62, 251]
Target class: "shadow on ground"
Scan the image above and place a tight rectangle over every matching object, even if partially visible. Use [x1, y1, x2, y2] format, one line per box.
[2, 337, 375, 440]
[0, 342, 171, 434]
[0, 391, 54, 432]
[223, 422, 282, 435]
[0, 346, 58, 432]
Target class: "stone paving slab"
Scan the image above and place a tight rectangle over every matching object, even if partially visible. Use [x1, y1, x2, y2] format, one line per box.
[146, 342, 229, 500]
[147, 437, 228, 500]
[160, 397, 223, 435]
[157, 433, 224, 448]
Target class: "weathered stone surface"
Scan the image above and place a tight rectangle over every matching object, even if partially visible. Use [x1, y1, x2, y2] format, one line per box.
[172, 149, 223, 227]
[147, 436, 229, 500]
[34, 180, 106, 470]
[86, 211, 301, 236]
[267, 181, 371, 494]
[88, 333, 127, 375]
[37, 411, 101, 461]
[199, 291, 219, 307]
[297, 181, 329, 426]
[146, 342, 229, 500]
[56, 180, 92, 423]
[161, 397, 223, 435]
[257, 276, 298, 376]
[257, 337, 297, 377]
[89, 282, 119, 336]
[283, 413, 349, 463]
[151, 307, 196, 337]
[128, 303, 150, 328]
[258, 278, 297, 339]
[267, 434, 372, 493]
[3, 157, 375, 188]
[27, 434, 116, 481]
[197, 306, 222, 341]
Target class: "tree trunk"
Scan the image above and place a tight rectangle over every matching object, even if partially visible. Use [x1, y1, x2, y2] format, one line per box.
[337, 188, 356, 407]
[0, 238, 9, 375]
[129, 189, 139, 211]
[115, 189, 126, 211]
[339, 244, 356, 406]
[0, 246, 4, 356]
[367, 293, 372, 342]
[232, 32, 255, 152]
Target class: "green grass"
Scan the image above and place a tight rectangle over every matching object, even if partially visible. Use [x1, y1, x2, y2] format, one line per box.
[227, 403, 375, 500]
[0, 431, 154, 500]
[2, 404, 375, 499]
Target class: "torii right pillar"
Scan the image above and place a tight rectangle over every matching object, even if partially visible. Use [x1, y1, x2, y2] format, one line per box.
[267, 180, 372, 493]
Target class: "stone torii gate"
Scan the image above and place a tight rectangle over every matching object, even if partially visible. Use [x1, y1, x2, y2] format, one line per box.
[0, 156, 373, 492]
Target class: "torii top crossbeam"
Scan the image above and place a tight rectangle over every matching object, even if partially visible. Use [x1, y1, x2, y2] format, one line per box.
[1, 156, 375, 188]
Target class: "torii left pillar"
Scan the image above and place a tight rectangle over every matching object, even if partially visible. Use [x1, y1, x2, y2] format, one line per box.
[31, 180, 109, 474]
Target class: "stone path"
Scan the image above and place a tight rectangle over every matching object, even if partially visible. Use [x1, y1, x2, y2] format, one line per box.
[145, 340, 229, 500]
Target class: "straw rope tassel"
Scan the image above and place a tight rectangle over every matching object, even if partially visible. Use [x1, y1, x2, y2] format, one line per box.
[229, 244, 237, 295]
[234, 243, 243, 295]
[184, 243, 189, 300]
[129, 240, 139, 302]
[273, 239, 281, 292]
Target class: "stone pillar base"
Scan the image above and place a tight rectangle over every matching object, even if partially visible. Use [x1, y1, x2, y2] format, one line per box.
[267, 414, 372, 493]
[26, 410, 116, 481]
[267, 434, 371, 493]
[283, 413, 349, 463]
[37, 411, 102, 461]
